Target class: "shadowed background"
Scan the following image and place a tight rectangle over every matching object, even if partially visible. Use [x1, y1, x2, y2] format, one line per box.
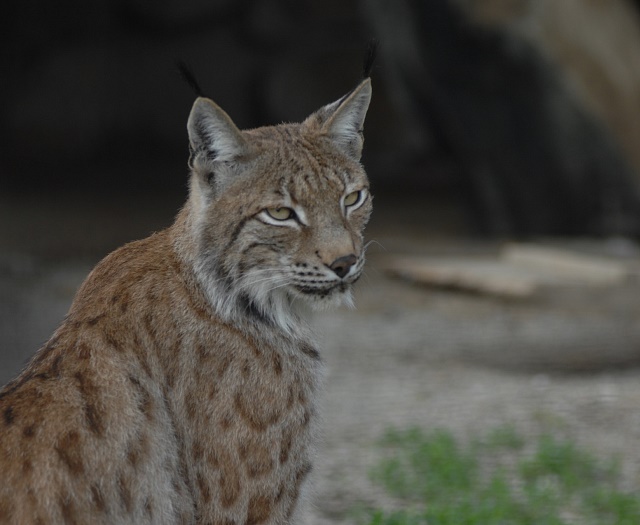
[5, 0, 640, 236]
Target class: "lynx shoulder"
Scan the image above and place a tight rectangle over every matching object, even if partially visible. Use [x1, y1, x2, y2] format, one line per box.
[0, 75, 372, 524]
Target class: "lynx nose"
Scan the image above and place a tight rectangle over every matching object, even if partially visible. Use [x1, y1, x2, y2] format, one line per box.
[329, 254, 358, 279]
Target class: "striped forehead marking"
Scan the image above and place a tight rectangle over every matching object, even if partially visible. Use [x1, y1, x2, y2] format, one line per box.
[275, 130, 347, 194]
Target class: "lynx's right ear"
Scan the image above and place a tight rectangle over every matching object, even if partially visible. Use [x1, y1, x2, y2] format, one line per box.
[187, 97, 248, 163]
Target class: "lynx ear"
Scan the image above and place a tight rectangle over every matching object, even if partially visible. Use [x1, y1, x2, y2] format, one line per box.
[311, 78, 372, 160]
[187, 97, 247, 162]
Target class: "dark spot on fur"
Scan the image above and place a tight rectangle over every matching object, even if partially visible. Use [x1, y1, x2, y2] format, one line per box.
[247, 457, 274, 479]
[216, 353, 234, 378]
[297, 385, 307, 405]
[0, 497, 13, 521]
[3, 406, 14, 426]
[110, 293, 129, 314]
[166, 365, 177, 389]
[301, 408, 312, 427]
[118, 473, 133, 513]
[91, 485, 106, 512]
[129, 375, 153, 420]
[274, 483, 285, 504]
[85, 405, 103, 436]
[42, 335, 60, 355]
[144, 497, 153, 519]
[76, 342, 91, 360]
[237, 294, 272, 326]
[197, 472, 212, 504]
[234, 393, 278, 433]
[245, 494, 272, 525]
[86, 314, 106, 327]
[74, 372, 105, 436]
[50, 354, 63, 377]
[55, 431, 84, 476]
[103, 331, 123, 353]
[23, 424, 36, 438]
[219, 470, 241, 508]
[286, 386, 295, 409]
[279, 431, 294, 464]
[175, 276, 212, 321]
[283, 462, 314, 520]
[192, 442, 204, 461]
[60, 494, 79, 525]
[272, 353, 283, 375]
[299, 342, 320, 360]
[296, 461, 313, 482]
[186, 395, 197, 421]
[207, 450, 220, 469]
[127, 435, 150, 469]
[208, 384, 219, 400]
[219, 413, 234, 431]
[238, 439, 275, 476]
[250, 341, 262, 358]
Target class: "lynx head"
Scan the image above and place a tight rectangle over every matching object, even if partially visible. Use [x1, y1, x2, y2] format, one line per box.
[182, 78, 372, 333]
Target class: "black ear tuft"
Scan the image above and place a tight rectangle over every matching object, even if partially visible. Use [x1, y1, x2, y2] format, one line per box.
[363, 38, 379, 79]
[177, 60, 205, 98]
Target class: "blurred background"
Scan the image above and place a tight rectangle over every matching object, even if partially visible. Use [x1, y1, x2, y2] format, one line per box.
[2, 0, 640, 522]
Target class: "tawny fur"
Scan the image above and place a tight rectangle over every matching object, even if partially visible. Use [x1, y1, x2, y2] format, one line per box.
[0, 78, 372, 524]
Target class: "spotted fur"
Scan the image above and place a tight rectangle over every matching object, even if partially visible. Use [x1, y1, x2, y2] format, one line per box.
[0, 77, 372, 524]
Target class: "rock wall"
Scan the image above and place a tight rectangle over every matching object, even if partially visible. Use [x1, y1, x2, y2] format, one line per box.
[365, 0, 640, 235]
[455, 0, 640, 184]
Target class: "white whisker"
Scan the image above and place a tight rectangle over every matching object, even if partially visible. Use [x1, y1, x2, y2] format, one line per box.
[240, 274, 283, 288]
[208, 267, 277, 287]
[364, 239, 385, 252]
[264, 281, 293, 295]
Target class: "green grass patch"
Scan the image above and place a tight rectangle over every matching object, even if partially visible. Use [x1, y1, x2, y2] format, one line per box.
[361, 426, 639, 525]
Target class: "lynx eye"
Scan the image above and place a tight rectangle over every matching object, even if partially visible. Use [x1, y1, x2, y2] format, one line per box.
[344, 190, 362, 208]
[266, 207, 295, 221]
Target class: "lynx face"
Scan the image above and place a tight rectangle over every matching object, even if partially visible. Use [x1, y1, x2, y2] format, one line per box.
[185, 80, 373, 332]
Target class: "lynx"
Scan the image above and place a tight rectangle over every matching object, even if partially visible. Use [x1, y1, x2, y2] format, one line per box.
[0, 71, 372, 524]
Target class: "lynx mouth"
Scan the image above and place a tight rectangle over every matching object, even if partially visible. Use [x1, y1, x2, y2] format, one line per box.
[293, 282, 350, 296]
[293, 269, 365, 298]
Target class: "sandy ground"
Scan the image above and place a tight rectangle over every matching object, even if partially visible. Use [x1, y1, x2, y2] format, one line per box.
[1, 191, 639, 522]
[309, 265, 640, 522]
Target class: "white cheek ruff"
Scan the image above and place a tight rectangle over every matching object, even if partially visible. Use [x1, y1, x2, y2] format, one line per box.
[194, 260, 304, 336]
[193, 254, 363, 335]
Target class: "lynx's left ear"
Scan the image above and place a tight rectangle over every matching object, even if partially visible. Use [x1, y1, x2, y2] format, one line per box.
[307, 79, 372, 160]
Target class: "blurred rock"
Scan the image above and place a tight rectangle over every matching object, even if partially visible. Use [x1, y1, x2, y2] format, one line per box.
[455, 0, 640, 184]
[363, 0, 640, 235]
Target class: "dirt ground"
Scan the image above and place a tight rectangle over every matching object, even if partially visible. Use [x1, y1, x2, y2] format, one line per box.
[309, 265, 640, 522]
[1, 191, 639, 522]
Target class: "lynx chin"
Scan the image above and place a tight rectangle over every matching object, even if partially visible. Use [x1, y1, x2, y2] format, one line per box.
[0, 73, 372, 524]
